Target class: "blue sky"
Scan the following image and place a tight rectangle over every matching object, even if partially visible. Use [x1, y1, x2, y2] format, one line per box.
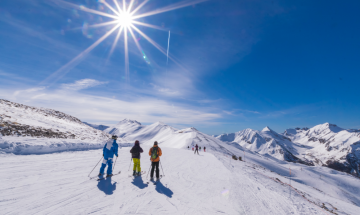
[0, 0, 359, 135]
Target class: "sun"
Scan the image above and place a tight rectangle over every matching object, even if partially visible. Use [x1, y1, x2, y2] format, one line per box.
[117, 11, 133, 27]
[42, 0, 207, 85]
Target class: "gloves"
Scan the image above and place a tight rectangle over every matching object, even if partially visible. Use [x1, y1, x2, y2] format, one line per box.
[103, 154, 104, 156]
[116, 155, 118, 157]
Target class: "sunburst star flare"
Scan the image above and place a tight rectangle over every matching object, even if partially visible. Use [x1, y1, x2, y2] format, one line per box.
[42, 0, 207, 85]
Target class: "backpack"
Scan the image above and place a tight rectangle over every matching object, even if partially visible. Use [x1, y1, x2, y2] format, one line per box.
[151, 147, 159, 160]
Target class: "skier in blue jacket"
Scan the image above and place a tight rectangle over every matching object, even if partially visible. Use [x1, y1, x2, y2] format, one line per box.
[99, 135, 120, 177]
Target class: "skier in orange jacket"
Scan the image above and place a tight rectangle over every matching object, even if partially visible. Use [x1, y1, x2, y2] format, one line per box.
[149, 141, 162, 180]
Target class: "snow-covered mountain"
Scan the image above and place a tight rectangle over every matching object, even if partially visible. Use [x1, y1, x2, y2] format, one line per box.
[216, 126, 309, 164]
[93, 119, 240, 155]
[83, 122, 110, 131]
[217, 123, 360, 176]
[0, 99, 114, 154]
[283, 123, 360, 175]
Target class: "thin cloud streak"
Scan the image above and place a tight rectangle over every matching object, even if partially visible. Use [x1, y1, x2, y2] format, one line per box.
[14, 87, 47, 96]
[61, 79, 108, 91]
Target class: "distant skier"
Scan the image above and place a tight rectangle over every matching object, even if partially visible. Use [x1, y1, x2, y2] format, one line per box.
[149, 141, 162, 180]
[99, 135, 119, 177]
[130, 140, 143, 176]
[192, 147, 194, 151]
[188, 146, 190, 150]
[199, 146, 201, 150]
[204, 146, 206, 152]
[194, 144, 199, 155]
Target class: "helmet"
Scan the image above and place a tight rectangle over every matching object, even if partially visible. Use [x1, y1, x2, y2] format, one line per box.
[111, 135, 118, 140]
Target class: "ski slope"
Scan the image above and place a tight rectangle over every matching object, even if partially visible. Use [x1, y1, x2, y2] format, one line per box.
[2, 145, 359, 214]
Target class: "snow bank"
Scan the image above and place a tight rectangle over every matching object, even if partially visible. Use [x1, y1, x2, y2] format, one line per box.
[0, 136, 104, 155]
[0, 99, 122, 155]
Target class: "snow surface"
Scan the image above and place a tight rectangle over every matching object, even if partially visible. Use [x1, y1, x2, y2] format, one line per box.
[0, 99, 115, 154]
[2, 145, 359, 214]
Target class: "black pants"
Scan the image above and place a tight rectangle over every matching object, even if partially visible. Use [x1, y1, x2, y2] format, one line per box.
[194, 149, 199, 154]
[150, 161, 160, 178]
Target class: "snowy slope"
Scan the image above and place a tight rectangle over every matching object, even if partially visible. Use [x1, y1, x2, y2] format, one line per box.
[217, 123, 360, 176]
[103, 119, 245, 153]
[104, 119, 144, 138]
[104, 119, 178, 146]
[0, 99, 115, 154]
[1, 145, 359, 214]
[283, 123, 360, 175]
[216, 126, 310, 165]
[113, 119, 360, 178]
[83, 122, 110, 131]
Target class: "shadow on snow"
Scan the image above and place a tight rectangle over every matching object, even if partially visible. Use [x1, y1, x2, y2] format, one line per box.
[131, 176, 148, 189]
[155, 181, 173, 198]
[97, 177, 117, 195]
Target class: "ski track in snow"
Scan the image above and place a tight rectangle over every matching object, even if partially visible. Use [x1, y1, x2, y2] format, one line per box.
[0, 146, 359, 214]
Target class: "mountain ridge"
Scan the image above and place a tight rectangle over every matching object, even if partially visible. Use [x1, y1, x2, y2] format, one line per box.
[215, 122, 360, 176]
[0, 99, 113, 154]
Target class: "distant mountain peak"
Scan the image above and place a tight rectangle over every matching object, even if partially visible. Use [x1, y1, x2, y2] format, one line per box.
[117, 118, 141, 125]
[153, 121, 166, 125]
[262, 126, 272, 132]
[312, 122, 344, 133]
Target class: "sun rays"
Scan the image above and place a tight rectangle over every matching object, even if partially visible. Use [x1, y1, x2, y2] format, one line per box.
[42, 0, 207, 85]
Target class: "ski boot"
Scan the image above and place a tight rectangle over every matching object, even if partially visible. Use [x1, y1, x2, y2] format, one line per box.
[98, 173, 103, 176]
[150, 177, 154, 181]
[133, 170, 136, 176]
[137, 172, 141, 176]
[106, 174, 113, 178]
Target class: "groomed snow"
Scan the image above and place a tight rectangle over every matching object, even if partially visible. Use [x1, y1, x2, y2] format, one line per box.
[3, 145, 359, 214]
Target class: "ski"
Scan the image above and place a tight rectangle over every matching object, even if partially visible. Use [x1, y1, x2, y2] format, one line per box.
[97, 171, 121, 181]
[128, 171, 146, 177]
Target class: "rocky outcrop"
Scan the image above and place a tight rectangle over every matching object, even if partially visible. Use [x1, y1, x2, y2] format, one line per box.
[0, 120, 75, 139]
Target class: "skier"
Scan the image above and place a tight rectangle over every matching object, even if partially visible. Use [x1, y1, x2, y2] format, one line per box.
[188, 146, 190, 150]
[99, 135, 119, 177]
[192, 146, 194, 151]
[149, 141, 162, 181]
[204, 146, 206, 152]
[194, 144, 199, 155]
[199, 146, 201, 150]
[130, 140, 143, 176]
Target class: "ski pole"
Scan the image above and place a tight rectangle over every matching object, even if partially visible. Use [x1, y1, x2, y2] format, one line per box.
[160, 161, 165, 177]
[88, 156, 103, 177]
[112, 156, 118, 172]
[146, 164, 152, 180]
[128, 157, 132, 171]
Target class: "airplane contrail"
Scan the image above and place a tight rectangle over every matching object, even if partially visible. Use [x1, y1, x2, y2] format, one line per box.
[166, 30, 171, 73]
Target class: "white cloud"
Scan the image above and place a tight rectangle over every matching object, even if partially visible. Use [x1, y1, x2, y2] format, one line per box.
[150, 83, 180, 96]
[1, 84, 222, 126]
[61, 79, 107, 91]
[13, 87, 46, 96]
